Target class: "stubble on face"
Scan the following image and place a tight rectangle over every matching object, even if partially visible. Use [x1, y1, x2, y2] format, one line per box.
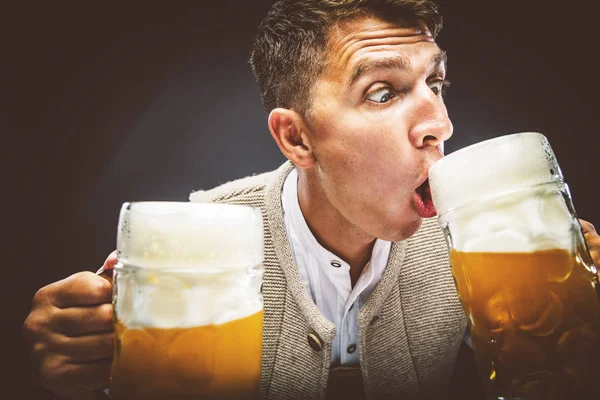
[298, 16, 445, 246]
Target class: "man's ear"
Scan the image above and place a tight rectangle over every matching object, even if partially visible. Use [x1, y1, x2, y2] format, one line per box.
[268, 108, 316, 168]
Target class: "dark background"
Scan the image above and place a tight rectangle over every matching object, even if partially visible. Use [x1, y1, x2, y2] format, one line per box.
[3, 1, 598, 396]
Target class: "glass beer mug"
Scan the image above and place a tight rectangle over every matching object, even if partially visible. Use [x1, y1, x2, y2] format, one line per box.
[429, 132, 600, 399]
[109, 202, 264, 400]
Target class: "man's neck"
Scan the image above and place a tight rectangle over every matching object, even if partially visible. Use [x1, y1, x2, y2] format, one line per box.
[297, 169, 375, 286]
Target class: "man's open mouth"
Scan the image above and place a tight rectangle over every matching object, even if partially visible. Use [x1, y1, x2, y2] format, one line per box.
[416, 178, 431, 201]
[413, 178, 436, 218]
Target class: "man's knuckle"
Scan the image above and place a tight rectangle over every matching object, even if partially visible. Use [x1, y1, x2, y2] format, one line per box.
[98, 303, 113, 321]
[23, 312, 49, 338]
[65, 271, 91, 290]
[95, 277, 111, 294]
[52, 333, 70, 349]
[71, 271, 95, 284]
[32, 285, 51, 307]
[23, 315, 37, 337]
[23, 321, 41, 344]
[40, 307, 60, 333]
[91, 285, 112, 305]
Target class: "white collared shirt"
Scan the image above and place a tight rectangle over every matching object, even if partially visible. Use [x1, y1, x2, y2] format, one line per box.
[281, 168, 392, 366]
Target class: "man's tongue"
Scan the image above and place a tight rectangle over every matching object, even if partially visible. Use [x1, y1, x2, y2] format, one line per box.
[413, 179, 437, 218]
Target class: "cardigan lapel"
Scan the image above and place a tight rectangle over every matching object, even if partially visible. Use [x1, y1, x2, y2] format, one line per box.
[262, 161, 336, 400]
[397, 217, 468, 398]
[358, 239, 423, 398]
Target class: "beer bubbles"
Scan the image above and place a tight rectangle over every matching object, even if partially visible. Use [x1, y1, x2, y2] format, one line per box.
[429, 132, 600, 400]
[111, 202, 264, 399]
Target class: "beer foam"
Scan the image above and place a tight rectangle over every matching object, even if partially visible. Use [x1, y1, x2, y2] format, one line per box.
[443, 190, 575, 252]
[117, 202, 264, 269]
[430, 132, 562, 217]
[115, 202, 264, 328]
[429, 132, 576, 253]
[115, 268, 263, 328]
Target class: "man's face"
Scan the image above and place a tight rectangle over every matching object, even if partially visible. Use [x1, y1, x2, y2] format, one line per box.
[305, 16, 453, 241]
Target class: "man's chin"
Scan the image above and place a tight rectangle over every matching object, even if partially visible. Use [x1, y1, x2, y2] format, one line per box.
[378, 217, 423, 242]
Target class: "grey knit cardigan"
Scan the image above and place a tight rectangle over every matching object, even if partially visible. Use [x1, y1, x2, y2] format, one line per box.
[189, 161, 467, 400]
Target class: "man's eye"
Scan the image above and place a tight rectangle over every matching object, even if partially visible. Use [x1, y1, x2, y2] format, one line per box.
[366, 87, 396, 104]
[429, 80, 449, 97]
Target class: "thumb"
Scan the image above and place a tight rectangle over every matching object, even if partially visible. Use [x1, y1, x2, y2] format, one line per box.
[96, 250, 118, 281]
[579, 219, 597, 235]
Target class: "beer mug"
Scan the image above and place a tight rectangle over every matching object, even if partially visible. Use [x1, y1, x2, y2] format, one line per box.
[429, 132, 600, 399]
[109, 202, 264, 399]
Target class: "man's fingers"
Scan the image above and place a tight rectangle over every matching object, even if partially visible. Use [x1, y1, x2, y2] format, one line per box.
[51, 332, 115, 363]
[72, 358, 112, 391]
[53, 304, 113, 336]
[68, 358, 112, 392]
[585, 235, 600, 267]
[50, 272, 112, 309]
[579, 218, 600, 266]
[579, 219, 597, 235]
[98, 250, 118, 273]
[590, 248, 600, 266]
[96, 251, 118, 283]
[42, 357, 112, 396]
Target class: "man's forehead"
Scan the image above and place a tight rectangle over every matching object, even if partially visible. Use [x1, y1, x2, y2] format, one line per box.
[328, 15, 430, 43]
[324, 16, 437, 79]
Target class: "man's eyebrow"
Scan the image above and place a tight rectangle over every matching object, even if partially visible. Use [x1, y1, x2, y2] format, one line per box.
[348, 50, 448, 88]
[349, 55, 411, 87]
[431, 50, 447, 72]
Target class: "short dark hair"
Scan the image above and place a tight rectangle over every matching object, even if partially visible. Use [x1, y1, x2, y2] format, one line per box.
[250, 0, 443, 116]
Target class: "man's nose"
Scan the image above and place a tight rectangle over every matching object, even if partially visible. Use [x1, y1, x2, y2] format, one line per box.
[408, 87, 453, 149]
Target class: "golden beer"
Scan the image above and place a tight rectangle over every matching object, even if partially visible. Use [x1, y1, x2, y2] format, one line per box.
[110, 202, 264, 399]
[451, 249, 600, 399]
[429, 132, 600, 399]
[110, 311, 262, 399]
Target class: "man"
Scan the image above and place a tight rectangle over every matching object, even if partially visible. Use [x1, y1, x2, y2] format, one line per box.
[23, 1, 600, 399]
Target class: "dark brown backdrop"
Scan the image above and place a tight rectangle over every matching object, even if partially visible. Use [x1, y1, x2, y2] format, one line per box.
[2, 1, 598, 396]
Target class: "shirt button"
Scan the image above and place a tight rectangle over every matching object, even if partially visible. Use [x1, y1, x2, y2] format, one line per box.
[347, 344, 357, 354]
[307, 333, 323, 352]
[330, 260, 342, 268]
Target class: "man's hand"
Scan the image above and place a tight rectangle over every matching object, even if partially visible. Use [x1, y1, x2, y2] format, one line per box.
[23, 252, 117, 399]
[580, 219, 600, 276]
